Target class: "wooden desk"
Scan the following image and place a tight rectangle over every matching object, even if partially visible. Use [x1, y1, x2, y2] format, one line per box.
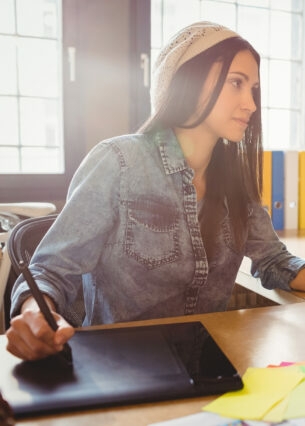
[2, 303, 305, 426]
[236, 231, 305, 304]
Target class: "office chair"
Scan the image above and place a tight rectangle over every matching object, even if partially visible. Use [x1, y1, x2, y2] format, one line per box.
[7, 214, 58, 274]
[0, 203, 56, 333]
[6, 214, 85, 331]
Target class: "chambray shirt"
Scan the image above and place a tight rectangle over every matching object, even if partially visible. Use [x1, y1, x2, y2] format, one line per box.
[11, 129, 305, 325]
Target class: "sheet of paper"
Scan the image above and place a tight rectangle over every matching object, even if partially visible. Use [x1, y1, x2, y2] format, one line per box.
[148, 411, 305, 426]
[147, 412, 238, 426]
[203, 366, 305, 420]
[147, 412, 282, 426]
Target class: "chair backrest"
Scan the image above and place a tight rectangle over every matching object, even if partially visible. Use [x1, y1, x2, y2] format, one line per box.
[7, 214, 58, 274]
[5, 214, 84, 329]
[3, 215, 57, 330]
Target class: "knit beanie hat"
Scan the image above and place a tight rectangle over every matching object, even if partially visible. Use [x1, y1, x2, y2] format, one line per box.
[151, 21, 240, 112]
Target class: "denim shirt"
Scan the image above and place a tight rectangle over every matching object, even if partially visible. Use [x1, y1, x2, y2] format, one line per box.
[11, 129, 305, 325]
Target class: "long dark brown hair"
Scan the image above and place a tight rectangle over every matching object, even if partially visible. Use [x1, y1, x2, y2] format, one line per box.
[139, 37, 263, 260]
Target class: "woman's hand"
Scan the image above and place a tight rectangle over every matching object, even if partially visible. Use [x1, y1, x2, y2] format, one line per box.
[290, 268, 305, 292]
[5, 296, 75, 361]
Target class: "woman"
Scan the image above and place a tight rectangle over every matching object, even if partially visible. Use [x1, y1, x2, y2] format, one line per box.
[6, 22, 305, 360]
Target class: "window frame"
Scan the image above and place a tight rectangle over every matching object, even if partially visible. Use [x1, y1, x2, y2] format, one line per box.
[0, 0, 85, 203]
[129, 0, 151, 132]
[0, 0, 151, 203]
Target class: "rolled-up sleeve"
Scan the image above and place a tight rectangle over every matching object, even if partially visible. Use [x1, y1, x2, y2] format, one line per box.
[245, 203, 305, 291]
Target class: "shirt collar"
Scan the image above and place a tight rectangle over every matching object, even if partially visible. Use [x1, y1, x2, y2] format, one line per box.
[155, 128, 190, 175]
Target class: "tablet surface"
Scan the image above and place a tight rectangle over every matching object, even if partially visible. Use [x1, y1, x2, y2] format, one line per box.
[5, 321, 243, 417]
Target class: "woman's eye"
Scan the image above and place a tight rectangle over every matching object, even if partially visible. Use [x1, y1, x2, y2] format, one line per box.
[231, 79, 242, 89]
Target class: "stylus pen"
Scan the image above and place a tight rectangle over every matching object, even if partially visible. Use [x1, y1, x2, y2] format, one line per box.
[19, 260, 73, 364]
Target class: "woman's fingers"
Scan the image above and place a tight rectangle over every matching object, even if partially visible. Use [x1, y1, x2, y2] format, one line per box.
[6, 310, 74, 360]
[52, 312, 75, 346]
[6, 318, 56, 360]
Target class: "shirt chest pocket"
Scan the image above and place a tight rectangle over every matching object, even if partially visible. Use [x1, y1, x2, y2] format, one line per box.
[124, 200, 180, 269]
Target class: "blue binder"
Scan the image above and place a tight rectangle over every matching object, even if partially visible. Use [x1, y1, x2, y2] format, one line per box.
[271, 151, 284, 230]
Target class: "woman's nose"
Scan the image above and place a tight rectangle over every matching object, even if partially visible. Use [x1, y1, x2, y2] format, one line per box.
[242, 90, 257, 113]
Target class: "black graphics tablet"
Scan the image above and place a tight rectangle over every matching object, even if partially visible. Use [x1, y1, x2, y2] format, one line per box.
[4, 321, 243, 417]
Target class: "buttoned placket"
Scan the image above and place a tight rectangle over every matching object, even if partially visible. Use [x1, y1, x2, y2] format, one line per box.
[181, 168, 209, 315]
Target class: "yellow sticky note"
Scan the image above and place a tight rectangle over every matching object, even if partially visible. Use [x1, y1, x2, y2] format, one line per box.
[263, 394, 290, 422]
[264, 364, 305, 421]
[284, 379, 305, 419]
[203, 366, 305, 420]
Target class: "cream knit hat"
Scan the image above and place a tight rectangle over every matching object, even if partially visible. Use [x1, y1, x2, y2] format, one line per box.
[151, 21, 240, 112]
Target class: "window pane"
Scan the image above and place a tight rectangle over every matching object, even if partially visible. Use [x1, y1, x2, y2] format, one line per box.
[161, 0, 201, 43]
[238, 0, 269, 6]
[289, 110, 301, 150]
[0, 140, 63, 174]
[0, 147, 20, 172]
[0, 36, 17, 95]
[18, 38, 60, 97]
[261, 108, 269, 148]
[0, 0, 15, 33]
[151, 0, 163, 48]
[269, 60, 301, 109]
[21, 147, 62, 173]
[16, 0, 59, 38]
[291, 62, 302, 110]
[20, 98, 61, 148]
[237, 6, 269, 56]
[268, 109, 291, 150]
[200, 1, 236, 29]
[0, 97, 19, 146]
[290, 13, 302, 60]
[270, 0, 303, 12]
[262, 109, 300, 150]
[260, 58, 269, 108]
[270, 11, 302, 60]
